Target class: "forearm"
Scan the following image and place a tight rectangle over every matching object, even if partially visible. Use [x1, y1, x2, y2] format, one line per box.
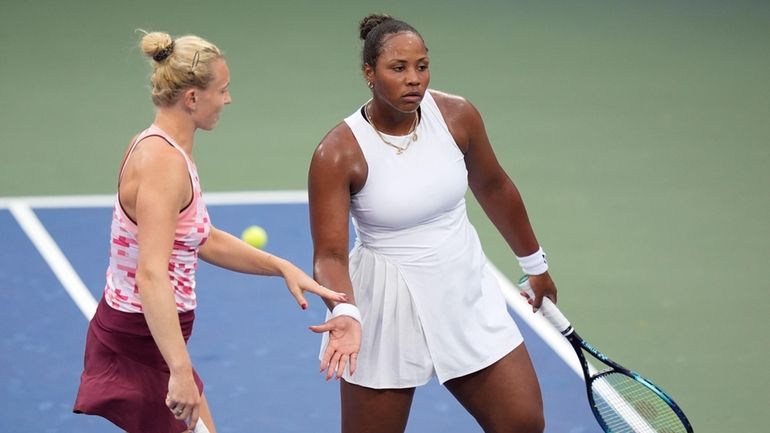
[136, 273, 192, 374]
[199, 227, 288, 276]
[473, 175, 541, 257]
[313, 253, 355, 311]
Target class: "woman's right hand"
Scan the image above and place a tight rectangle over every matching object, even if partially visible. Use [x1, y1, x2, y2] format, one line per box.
[166, 369, 201, 431]
[279, 262, 349, 310]
[309, 315, 361, 380]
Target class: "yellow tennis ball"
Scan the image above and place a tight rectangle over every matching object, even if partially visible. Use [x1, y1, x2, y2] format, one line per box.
[241, 225, 268, 249]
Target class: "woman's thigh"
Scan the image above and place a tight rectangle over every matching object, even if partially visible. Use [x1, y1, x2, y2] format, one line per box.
[444, 344, 544, 433]
[341, 380, 416, 433]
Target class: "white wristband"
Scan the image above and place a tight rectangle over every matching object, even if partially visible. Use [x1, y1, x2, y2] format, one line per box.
[332, 303, 362, 324]
[516, 246, 548, 275]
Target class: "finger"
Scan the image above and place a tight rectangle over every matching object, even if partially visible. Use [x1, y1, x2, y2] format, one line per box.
[327, 352, 342, 381]
[336, 354, 348, 379]
[308, 323, 332, 334]
[297, 294, 308, 310]
[319, 344, 335, 372]
[288, 286, 309, 310]
[180, 404, 194, 423]
[168, 400, 180, 413]
[532, 294, 544, 312]
[170, 403, 185, 420]
[312, 285, 349, 302]
[349, 353, 357, 376]
[166, 395, 180, 411]
[187, 406, 200, 431]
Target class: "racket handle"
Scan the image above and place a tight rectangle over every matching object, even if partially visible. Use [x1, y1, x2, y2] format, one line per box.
[517, 275, 572, 335]
[193, 420, 211, 433]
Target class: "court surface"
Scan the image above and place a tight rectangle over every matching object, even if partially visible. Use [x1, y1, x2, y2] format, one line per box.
[1, 192, 603, 433]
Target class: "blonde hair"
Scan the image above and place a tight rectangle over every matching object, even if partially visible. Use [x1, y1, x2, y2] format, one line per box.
[139, 31, 224, 106]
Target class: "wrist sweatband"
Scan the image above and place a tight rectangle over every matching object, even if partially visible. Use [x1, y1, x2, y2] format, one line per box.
[332, 303, 362, 324]
[516, 246, 548, 275]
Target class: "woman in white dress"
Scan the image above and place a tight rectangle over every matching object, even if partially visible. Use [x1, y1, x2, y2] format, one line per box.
[308, 14, 558, 433]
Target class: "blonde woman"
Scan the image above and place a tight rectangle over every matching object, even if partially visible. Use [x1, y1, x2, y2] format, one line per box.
[73, 31, 345, 433]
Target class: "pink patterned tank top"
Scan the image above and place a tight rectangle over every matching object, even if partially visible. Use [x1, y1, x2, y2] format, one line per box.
[103, 124, 211, 313]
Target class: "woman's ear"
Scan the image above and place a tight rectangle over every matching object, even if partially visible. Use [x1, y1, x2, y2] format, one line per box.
[183, 88, 197, 112]
[363, 64, 375, 89]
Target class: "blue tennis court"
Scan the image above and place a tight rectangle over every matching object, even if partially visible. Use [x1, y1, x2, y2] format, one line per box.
[0, 193, 600, 433]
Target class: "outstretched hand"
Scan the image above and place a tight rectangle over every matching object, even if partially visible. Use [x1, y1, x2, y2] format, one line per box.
[521, 272, 558, 312]
[309, 315, 361, 380]
[282, 265, 348, 310]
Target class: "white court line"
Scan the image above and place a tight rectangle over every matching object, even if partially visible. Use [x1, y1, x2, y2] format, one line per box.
[1, 191, 581, 375]
[5, 192, 655, 429]
[490, 264, 586, 378]
[593, 378, 656, 432]
[493, 265, 655, 429]
[0, 190, 308, 209]
[8, 201, 98, 319]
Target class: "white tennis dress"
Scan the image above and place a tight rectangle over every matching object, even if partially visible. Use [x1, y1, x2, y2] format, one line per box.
[321, 90, 523, 389]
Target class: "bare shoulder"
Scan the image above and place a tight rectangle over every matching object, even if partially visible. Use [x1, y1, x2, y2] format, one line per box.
[310, 121, 367, 193]
[428, 90, 484, 152]
[429, 89, 479, 120]
[312, 121, 363, 168]
[119, 135, 190, 214]
[131, 136, 187, 173]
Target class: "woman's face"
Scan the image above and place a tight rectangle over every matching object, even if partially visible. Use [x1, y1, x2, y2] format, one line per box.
[366, 31, 430, 114]
[192, 58, 232, 131]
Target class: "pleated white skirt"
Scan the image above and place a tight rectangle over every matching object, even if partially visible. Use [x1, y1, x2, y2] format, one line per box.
[321, 243, 523, 389]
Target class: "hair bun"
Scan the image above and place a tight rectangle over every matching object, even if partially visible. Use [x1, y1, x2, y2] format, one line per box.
[359, 14, 393, 40]
[140, 31, 175, 63]
[152, 41, 175, 62]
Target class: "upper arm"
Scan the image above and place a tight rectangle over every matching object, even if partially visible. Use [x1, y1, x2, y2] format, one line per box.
[432, 91, 508, 195]
[130, 140, 191, 277]
[308, 123, 366, 261]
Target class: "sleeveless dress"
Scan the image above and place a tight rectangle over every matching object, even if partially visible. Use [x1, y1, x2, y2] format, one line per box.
[321, 91, 523, 389]
[74, 125, 211, 433]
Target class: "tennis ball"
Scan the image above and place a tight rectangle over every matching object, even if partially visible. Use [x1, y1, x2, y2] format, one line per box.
[241, 225, 268, 249]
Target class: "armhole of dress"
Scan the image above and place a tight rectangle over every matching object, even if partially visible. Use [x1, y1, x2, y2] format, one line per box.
[345, 112, 370, 197]
[423, 90, 463, 153]
[117, 134, 195, 224]
[116, 135, 142, 225]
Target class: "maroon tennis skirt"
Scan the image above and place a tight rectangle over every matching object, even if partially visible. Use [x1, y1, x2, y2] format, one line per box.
[73, 296, 203, 433]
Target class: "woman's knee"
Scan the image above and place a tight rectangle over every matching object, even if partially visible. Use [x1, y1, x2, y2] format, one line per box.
[483, 411, 544, 433]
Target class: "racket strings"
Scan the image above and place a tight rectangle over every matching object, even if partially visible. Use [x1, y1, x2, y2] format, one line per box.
[591, 372, 687, 433]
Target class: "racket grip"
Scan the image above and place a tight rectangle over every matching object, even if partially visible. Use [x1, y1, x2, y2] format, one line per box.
[517, 276, 572, 334]
[193, 420, 211, 433]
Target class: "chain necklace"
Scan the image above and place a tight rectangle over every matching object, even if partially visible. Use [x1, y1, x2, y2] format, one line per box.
[365, 103, 419, 155]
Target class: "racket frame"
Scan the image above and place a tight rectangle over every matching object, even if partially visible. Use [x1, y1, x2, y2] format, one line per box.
[562, 328, 693, 433]
[517, 276, 693, 432]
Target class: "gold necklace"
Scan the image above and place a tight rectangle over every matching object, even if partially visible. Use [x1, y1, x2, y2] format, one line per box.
[365, 103, 418, 155]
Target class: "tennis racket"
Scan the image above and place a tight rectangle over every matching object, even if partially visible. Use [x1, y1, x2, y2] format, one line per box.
[517, 275, 693, 433]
